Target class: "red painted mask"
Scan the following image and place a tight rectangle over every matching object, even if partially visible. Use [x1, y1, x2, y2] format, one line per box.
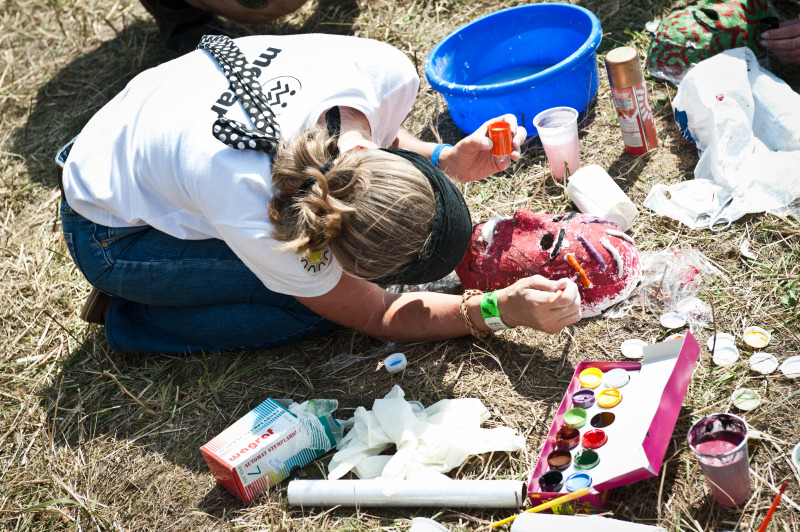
[456, 210, 641, 317]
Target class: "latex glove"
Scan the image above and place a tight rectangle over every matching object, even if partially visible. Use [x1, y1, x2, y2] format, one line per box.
[439, 114, 527, 182]
[497, 275, 582, 334]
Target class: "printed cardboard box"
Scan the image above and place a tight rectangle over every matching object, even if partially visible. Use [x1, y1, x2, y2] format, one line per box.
[527, 332, 701, 513]
[201, 398, 340, 503]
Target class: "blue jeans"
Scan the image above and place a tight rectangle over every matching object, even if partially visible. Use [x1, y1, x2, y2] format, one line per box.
[60, 200, 338, 353]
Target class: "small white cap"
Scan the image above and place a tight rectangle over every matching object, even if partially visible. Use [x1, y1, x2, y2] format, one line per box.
[660, 311, 687, 329]
[712, 344, 739, 366]
[604, 368, 630, 389]
[792, 442, 800, 477]
[384, 352, 407, 373]
[707, 332, 736, 351]
[620, 338, 647, 359]
[749, 352, 779, 374]
[743, 326, 771, 349]
[779, 356, 800, 378]
[731, 388, 761, 411]
[410, 517, 450, 532]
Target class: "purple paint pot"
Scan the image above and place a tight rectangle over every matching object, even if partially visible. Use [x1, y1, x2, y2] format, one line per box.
[555, 425, 581, 450]
[538, 470, 564, 492]
[571, 388, 596, 409]
[546, 449, 572, 471]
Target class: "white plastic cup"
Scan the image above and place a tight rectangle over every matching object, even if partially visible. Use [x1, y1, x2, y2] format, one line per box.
[566, 164, 639, 231]
[533, 106, 581, 180]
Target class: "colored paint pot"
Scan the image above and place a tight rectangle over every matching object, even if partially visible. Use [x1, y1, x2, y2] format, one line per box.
[565, 472, 592, 492]
[555, 426, 581, 450]
[603, 368, 629, 389]
[571, 388, 595, 409]
[581, 429, 607, 449]
[597, 388, 622, 408]
[546, 449, 572, 471]
[539, 470, 564, 492]
[590, 412, 616, 428]
[578, 367, 602, 389]
[563, 408, 588, 429]
[573, 449, 600, 470]
[743, 326, 770, 349]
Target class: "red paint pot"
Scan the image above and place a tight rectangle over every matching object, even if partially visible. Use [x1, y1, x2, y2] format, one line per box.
[547, 449, 573, 471]
[581, 428, 608, 449]
[555, 426, 580, 450]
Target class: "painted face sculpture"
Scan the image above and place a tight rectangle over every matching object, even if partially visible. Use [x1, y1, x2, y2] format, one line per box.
[456, 210, 642, 317]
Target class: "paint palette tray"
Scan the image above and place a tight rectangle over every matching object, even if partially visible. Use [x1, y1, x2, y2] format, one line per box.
[527, 333, 701, 513]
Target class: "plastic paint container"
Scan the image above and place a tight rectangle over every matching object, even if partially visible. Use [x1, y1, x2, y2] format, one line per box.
[538, 470, 564, 492]
[573, 449, 600, 470]
[571, 389, 596, 409]
[779, 356, 800, 378]
[731, 388, 761, 411]
[384, 352, 408, 373]
[743, 326, 770, 348]
[565, 472, 592, 492]
[664, 333, 686, 342]
[488, 121, 513, 164]
[749, 352, 779, 375]
[603, 368, 630, 389]
[581, 429, 608, 449]
[620, 338, 647, 359]
[792, 442, 800, 476]
[707, 332, 736, 351]
[578, 367, 603, 389]
[546, 449, 573, 471]
[659, 311, 687, 329]
[563, 408, 588, 429]
[410, 517, 450, 532]
[597, 388, 622, 408]
[590, 412, 615, 428]
[555, 426, 581, 450]
[712, 344, 740, 367]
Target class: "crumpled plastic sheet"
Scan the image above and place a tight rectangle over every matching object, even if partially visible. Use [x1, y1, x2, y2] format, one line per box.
[327, 385, 526, 481]
[603, 248, 724, 329]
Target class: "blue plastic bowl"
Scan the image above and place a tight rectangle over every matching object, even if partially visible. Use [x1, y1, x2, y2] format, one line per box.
[425, 3, 602, 136]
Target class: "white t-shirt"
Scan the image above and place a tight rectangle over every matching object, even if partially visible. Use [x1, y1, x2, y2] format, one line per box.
[63, 34, 420, 297]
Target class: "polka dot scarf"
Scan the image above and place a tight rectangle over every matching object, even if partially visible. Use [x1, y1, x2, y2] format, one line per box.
[197, 35, 280, 157]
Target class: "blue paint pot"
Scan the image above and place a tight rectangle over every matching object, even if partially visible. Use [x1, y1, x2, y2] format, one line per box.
[425, 3, 602, 136]
[565, 471, 592, 492]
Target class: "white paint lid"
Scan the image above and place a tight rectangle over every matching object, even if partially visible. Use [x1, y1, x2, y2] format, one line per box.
[779, 356, 800, 378]
[749, 352, 779, 374]
[620, 338, 647, 359]
[712, 344, 740, 366]
[660, 311, 687, 329]
[707, 332, 736, 351]
[731, 388, 761, 411]
[384, 352, 408, 373]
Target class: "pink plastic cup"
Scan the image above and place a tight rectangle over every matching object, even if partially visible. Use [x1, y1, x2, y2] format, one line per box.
[533, 106, 581, 180]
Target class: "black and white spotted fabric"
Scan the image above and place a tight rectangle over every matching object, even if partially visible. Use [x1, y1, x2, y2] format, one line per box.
[197, 35, 281, 157]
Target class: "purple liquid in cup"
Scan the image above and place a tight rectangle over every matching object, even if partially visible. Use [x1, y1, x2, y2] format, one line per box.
[688, 413, 751, 507]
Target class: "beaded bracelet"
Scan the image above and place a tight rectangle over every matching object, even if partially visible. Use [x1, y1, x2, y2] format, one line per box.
[459, 289, 493, 339]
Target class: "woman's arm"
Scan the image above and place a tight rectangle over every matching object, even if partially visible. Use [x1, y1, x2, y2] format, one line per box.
[394, 114, 527, 183]
[296, 273, 581, 342]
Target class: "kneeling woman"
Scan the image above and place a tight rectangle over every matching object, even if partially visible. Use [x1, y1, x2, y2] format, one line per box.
[58, 33, 581, 354]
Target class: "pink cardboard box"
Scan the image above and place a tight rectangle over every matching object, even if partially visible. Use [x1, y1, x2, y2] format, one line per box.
[528, 332, 701, 513]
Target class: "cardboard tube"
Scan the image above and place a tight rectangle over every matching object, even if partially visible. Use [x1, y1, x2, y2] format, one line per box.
[287, 479, 526, 508]
[566, 164, 638, 231]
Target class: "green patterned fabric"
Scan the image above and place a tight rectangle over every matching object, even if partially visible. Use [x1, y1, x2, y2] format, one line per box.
[646, 0, 773, 84]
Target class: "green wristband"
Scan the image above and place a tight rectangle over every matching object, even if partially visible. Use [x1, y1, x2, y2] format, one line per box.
[480, 291, 510, 331]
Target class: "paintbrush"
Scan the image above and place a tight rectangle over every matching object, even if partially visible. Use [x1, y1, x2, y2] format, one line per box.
[488, 487, 591, 530]
[757, 480, 788, 532]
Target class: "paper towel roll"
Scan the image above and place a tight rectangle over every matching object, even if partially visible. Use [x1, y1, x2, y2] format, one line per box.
[566, 164, 638, 231]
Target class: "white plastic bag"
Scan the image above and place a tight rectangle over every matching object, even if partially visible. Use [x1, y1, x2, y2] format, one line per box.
[645, 47, 800, 229]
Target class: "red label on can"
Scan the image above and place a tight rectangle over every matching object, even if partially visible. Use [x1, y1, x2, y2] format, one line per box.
[610, 80, 658, 156]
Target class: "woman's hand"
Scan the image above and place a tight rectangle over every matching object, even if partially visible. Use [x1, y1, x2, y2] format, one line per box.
[439, 114, 527, 182]
[762, 19, 800, 64]
[495, 275, 582, 334]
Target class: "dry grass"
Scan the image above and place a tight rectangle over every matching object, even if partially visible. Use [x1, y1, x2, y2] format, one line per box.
[2, 0, 800, 530]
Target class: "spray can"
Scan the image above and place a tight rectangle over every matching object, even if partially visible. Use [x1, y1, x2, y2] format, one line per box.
[604, 46, 658, 156]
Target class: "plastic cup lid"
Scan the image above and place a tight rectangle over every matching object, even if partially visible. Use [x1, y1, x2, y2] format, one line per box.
[792, 442, 800, 476]
[597, 388, 622, 408]
[660, 311, 687, 329]
[743, 326, 771, 348]
[620, 338, 647, 359]
[410, 517, 450, 532]
[579, 367, 603, 388]
[749, 353, 779, 374]
[731, 388, 761, 411]
[712, 344, 740, 366]
[779, 356, 800, 378]
[603, 368, 630, 389]
[707, 333, 736, 351]
[384, 352, 407, 373]
[664, 333, 686, 342]
[565, 472, 592, 492]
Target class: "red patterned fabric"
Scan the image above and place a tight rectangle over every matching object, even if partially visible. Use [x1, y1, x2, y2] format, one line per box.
[456, 210, 642, 317]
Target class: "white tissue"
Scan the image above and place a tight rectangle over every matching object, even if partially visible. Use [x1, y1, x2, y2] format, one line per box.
[510, 514, 668, 532]
[327, 385, 525, 480]
[566, 164, 639, 231]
